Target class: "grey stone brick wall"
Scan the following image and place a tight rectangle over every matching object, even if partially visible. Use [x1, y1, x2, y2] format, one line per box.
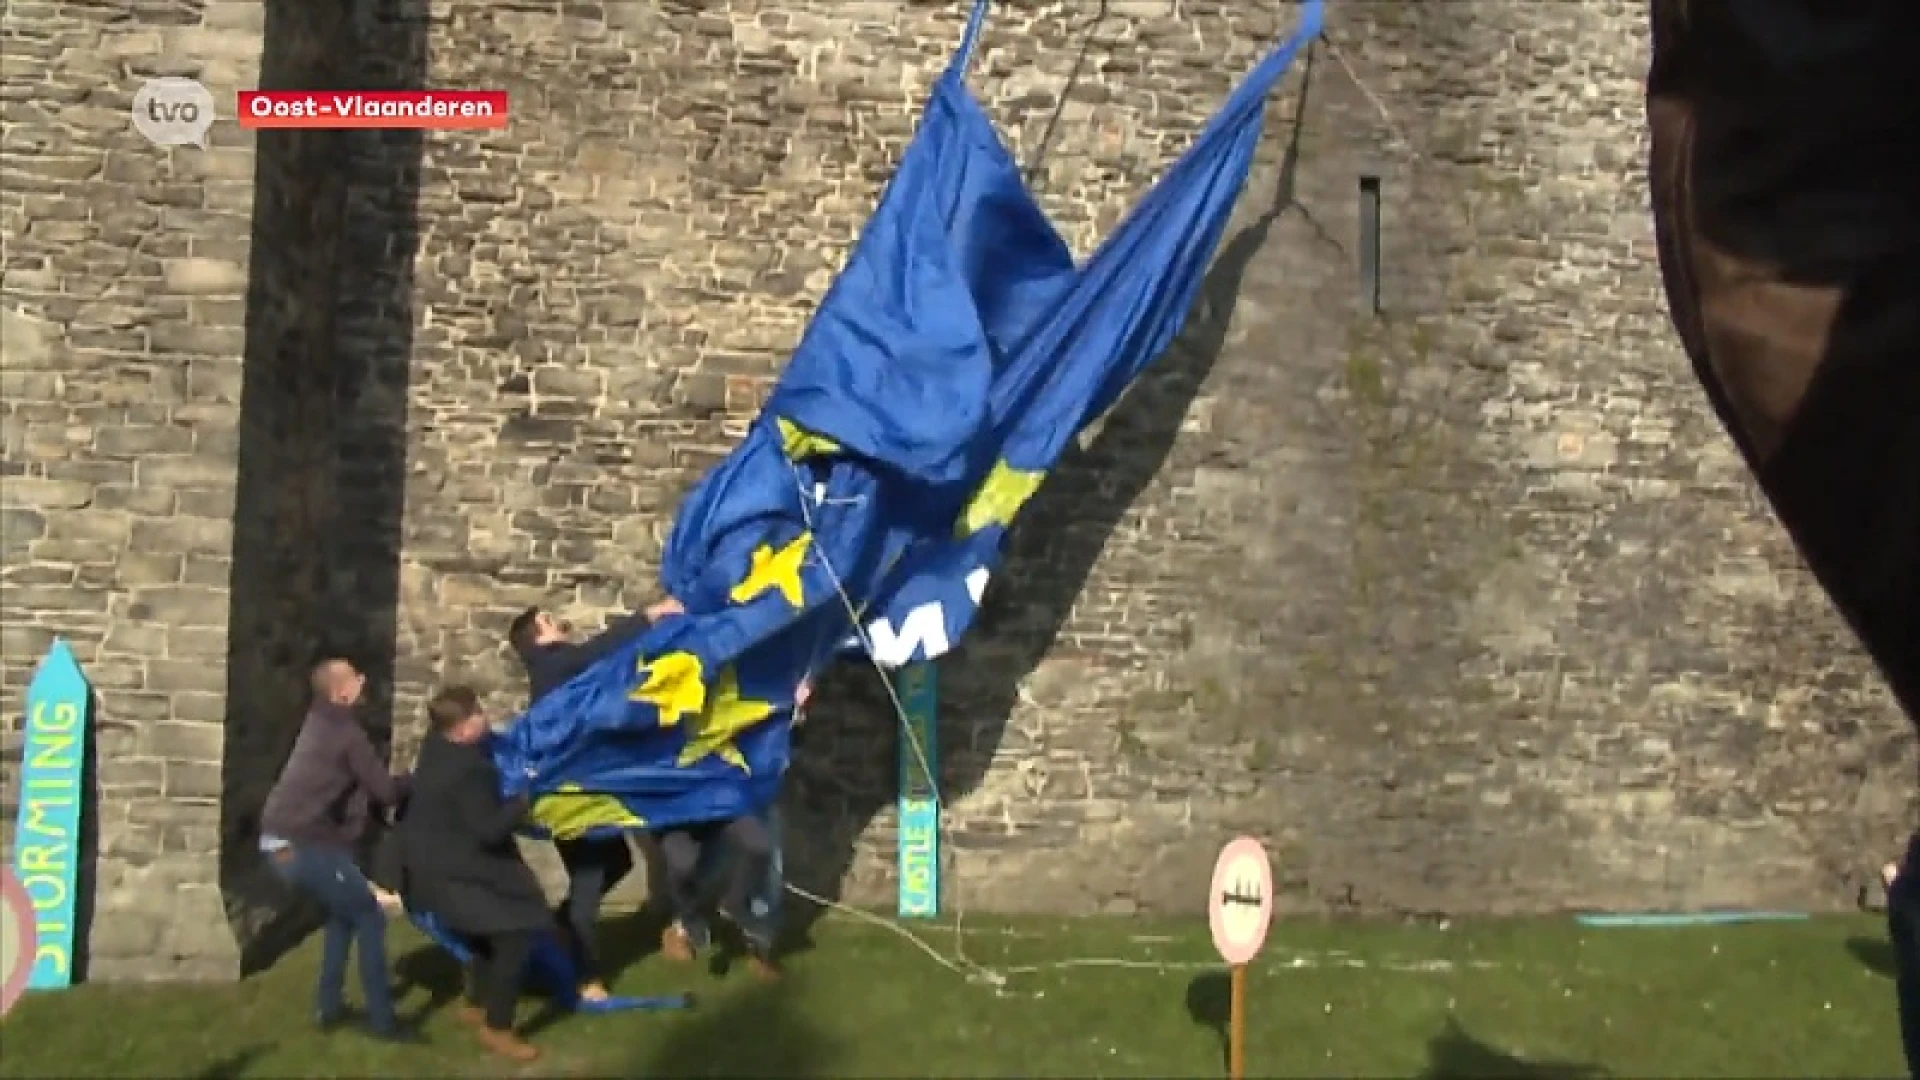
[0, 0, 258, 979]
[1, 0, 1911, 978]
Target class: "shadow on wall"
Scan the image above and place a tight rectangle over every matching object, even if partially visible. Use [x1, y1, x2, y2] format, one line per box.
[784, 42, 1322, 930]
[1020, 0, 1112, 193]
[70, 691, 104, 982]
[219, 0, 426, 977]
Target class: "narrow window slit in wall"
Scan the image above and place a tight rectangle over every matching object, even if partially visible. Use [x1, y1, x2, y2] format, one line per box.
[1358, 173, 1382, 315]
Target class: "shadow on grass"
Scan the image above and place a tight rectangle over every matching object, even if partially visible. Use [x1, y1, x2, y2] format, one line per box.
[590, 902, 675, 989]
[389, 936, 603, 1035]
[391, 941, 465, 1025]
[1419, 1016, 1605, 1080]
[517, 998, 572, 1040]
[628, 976, 839, 1078]
[1849, 935, 1898, 979]
[553, 902, 826, 990]
[1184, 970, 1231, 1072]
[390, 916, 721, 1039]
[193, 1045, 267, 1079]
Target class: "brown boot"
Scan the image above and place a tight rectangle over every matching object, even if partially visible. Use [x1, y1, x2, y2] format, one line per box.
[476, 1025, 539, 1063]
[660, 922, 696, 963]
[746, 951, 782, 982]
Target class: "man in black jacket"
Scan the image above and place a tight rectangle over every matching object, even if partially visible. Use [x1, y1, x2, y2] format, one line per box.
[508, 605, 662, 703]
[507, 602, 671, 1001]
[393, 686, 547, 1063]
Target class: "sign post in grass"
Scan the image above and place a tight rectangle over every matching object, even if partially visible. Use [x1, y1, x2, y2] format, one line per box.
[1209, 836, 1274, 1080]
[896, 662, 939, 918]
[10, 640, 89, 992]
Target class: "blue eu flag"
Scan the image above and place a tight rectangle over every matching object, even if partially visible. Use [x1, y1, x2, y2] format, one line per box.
[491, 0, 1324, 838]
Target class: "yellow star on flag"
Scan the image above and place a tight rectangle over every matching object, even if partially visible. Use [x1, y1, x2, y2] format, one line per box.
[677, 665, 775, 771]
[728, 532, 811, 608]
[628, 650, 706, 727]
[776, 416, 841, 460]
[530, 784, 646, 840]
[957, 459, 1044, 536]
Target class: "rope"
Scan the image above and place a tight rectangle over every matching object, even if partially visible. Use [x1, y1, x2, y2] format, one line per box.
[748, 3, 1379, 998]
[781, 473, 1427, 995]
[786, 472, 1008, 990]
[777, 881, 1511, 979]
[1319, 32, 1418, 155]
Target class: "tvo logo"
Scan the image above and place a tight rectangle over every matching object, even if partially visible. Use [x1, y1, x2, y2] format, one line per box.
[131, 78, 215, 147]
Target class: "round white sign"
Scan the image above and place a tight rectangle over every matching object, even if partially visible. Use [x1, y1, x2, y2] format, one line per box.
[1208, 836, 1274, 966]
[1, 868, 36, 1016]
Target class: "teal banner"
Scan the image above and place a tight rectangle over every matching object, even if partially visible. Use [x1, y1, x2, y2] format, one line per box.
[896, 662, 939, 918]
[11, 640, 89, 989]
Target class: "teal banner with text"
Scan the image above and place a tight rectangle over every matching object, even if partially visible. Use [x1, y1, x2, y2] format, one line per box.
[12, 640, 89, 990]
[896, 662, 939, 918]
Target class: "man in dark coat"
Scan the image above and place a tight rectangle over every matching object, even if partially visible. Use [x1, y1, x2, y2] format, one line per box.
[508, 601, 674, 1000]
[393, 686, 548, 1063]
[1646, 1, 1918, 1072]
[259, 656, 413, 1041]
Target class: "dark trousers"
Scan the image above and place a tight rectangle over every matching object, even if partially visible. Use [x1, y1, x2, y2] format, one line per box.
[684, 807, 784, 949]
[1650, 8, 1919, 1075]
[552, 835, 633, 984]
[1892, 835, 1920, 1079]
[462, 930, 536, 1032]
[266, 844, 395, 1030]
[659, 815, 775, 947]
[1647, 0, 1920, 723]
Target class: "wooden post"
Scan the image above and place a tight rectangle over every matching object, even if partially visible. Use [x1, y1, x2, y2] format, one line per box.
[1229, 962, 1247, 1079]
[1209, 836, 1272, 1080]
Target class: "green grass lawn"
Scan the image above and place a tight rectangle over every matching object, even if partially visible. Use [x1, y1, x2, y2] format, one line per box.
[0, 910, 1902, 1077]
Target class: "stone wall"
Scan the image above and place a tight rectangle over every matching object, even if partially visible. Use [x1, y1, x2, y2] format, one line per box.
[0, 0, 258, 978]
[216, 0, 431, 970]
[1, 0, 1912, 979]
[376, 0, 1909, 917]
[0, 0, 427, 978]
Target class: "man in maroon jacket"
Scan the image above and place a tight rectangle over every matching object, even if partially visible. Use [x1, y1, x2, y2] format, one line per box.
[258, 656, 413, 1041]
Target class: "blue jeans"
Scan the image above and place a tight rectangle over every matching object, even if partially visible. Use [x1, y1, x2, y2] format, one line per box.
[267, 843, 395, 1029]
[684, 806, 783, 950]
